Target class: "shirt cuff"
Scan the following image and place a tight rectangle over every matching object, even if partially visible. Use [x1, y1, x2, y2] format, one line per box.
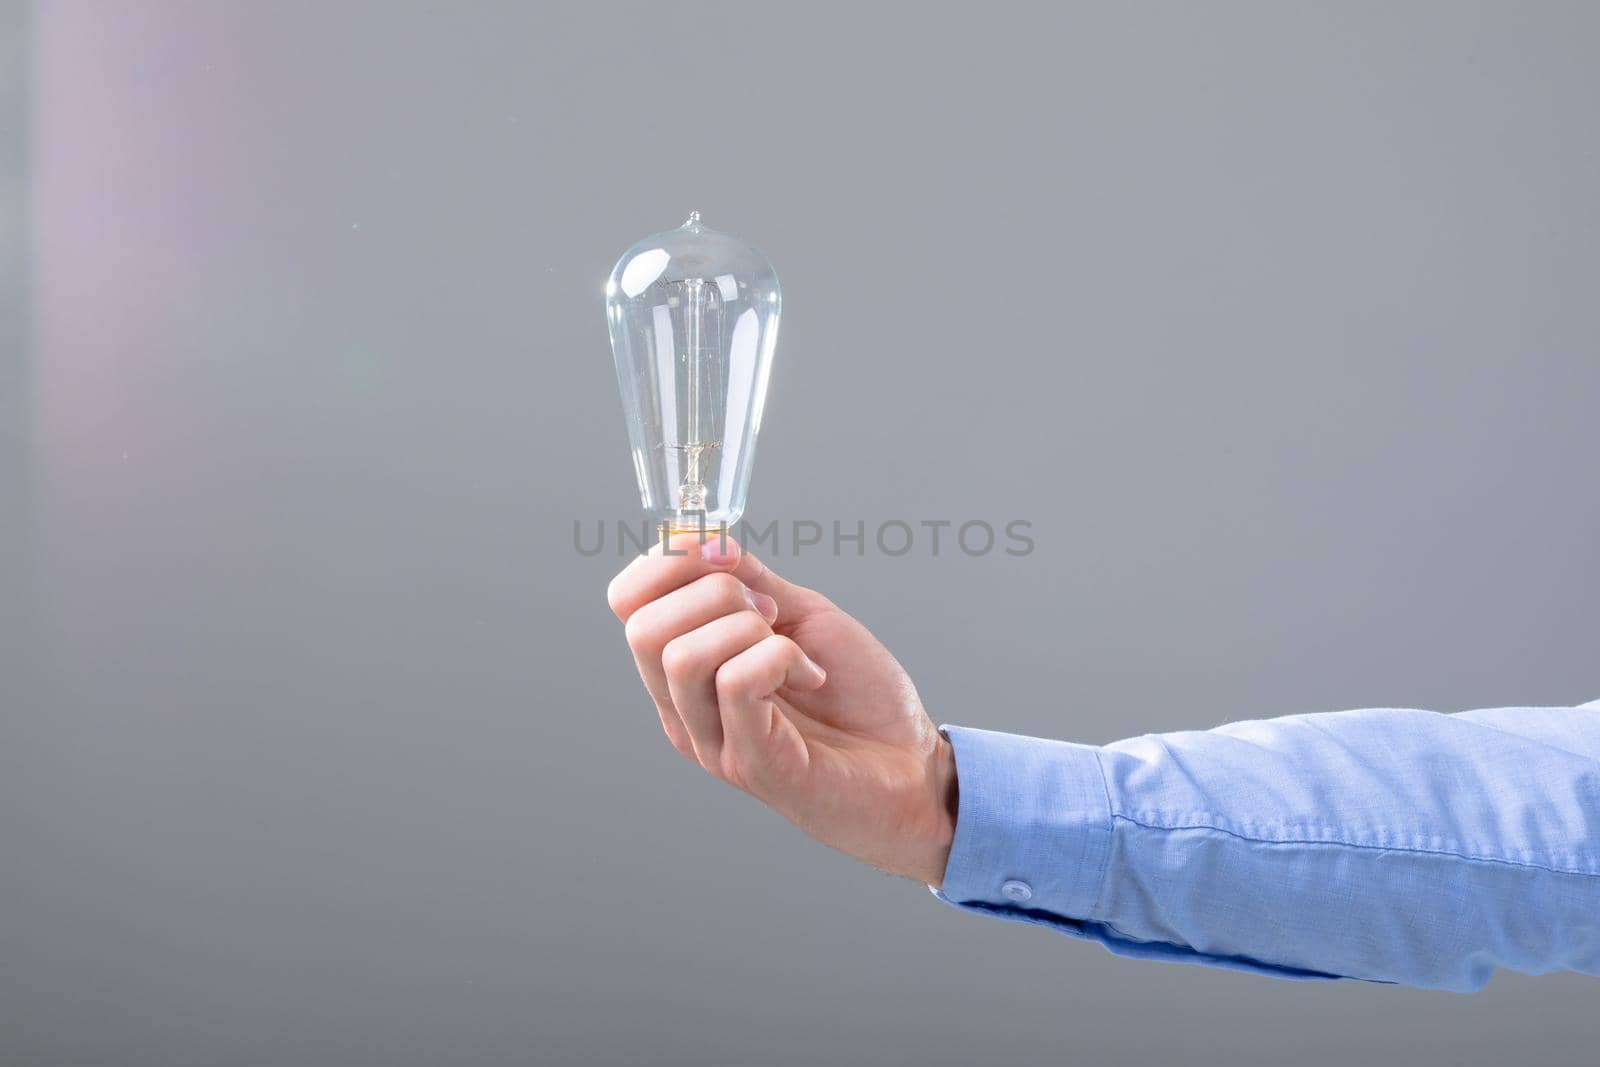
[933, 724, 1112, 921]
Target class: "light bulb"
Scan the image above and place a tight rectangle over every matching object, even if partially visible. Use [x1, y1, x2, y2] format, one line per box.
[605, 212, 781, 535]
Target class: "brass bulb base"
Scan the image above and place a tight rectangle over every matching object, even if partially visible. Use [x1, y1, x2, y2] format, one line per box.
[656, 519, 732, 547]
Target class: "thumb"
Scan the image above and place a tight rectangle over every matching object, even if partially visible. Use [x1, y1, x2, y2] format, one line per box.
[729, 548, 829, 621]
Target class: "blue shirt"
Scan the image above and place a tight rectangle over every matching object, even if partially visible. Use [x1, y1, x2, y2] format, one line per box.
[934, 700, 1600, 992]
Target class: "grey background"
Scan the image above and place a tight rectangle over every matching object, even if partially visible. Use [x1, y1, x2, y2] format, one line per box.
[3, 1, 1597, 1064]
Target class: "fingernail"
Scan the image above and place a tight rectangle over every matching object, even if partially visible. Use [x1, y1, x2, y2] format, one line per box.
[750, 591, 778, 621]
[701, 536, 738, 565]
[801, 652, 826, 684]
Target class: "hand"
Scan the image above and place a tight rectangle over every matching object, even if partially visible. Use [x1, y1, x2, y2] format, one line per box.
[607, 533, 957, 886]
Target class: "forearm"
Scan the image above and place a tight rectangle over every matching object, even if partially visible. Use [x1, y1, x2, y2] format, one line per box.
[935, 703, 1600, 991]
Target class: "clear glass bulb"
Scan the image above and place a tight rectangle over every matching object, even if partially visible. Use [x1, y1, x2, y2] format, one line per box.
[605, 212, 781, 533]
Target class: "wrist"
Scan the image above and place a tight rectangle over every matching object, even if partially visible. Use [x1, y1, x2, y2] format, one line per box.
[914, 731, 959, 887]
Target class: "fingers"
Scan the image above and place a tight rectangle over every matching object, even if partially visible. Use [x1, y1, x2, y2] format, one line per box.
[607, 532, 830, 629]
[729, 549, 831, 621]
[661, 610, 773, 764]
[657, 610, 826, 794]
[714, 635, 826, 792]
[607, 531, 828, 775]
[624, 571, 778, 752]
[607, 532, 744, 623]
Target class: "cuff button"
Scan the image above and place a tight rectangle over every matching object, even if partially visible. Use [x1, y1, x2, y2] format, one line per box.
[1000, 879, 1033, 903]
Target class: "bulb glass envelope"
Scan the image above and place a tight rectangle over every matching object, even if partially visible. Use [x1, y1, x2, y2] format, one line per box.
[606, 214, 781, 530]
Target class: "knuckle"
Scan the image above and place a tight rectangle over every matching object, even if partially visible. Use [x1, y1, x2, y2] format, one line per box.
[622, 611, 656, 651]
[732, 610, 773, 643]
[713, 660, 745, 699]
[659, 635, 700, 679]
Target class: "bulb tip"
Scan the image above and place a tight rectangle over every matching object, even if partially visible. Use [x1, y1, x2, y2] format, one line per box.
[684, 210, 702, 227]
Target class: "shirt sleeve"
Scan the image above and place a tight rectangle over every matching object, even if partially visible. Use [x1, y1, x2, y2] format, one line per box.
[933, 703, 1600, 992]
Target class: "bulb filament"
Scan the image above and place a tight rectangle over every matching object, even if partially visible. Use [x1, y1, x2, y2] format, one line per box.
[676, 275, 716, 516]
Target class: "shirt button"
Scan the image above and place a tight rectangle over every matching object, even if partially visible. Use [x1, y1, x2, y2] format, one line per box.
[1001, 879, 1033, 903]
